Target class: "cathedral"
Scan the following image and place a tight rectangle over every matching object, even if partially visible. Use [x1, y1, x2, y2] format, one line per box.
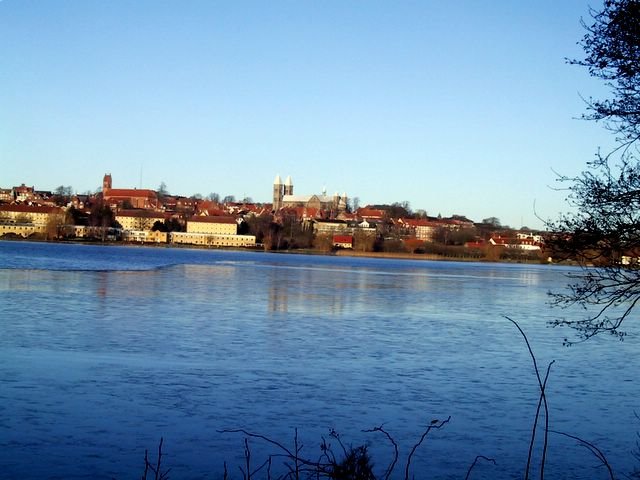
[272, 175, 347, 213]
[102, 173, 159, 210]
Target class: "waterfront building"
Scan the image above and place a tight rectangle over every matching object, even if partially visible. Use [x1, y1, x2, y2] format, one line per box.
[170, 215, 256, 247]
[0, 204, 64, 238]
[169, 231, 256, 247]
[186, 216, 238, 235]
[121, 230, 168, 243]
[115, 209, 166, 232]
[489, 234, 543, 251]
[0, 204, 64, 225]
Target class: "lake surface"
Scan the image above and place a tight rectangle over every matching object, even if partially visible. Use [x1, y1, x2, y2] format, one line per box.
[0, 241, 638, 479]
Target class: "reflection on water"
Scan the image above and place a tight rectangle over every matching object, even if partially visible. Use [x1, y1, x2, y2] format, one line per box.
[267, 263, 438, 315]
[95, 270, 108, 298]
[182, 263, 237, 280]
[0, 242, 638, 480]
[269, 272, 289, 313]
[267, 265, 350, 315]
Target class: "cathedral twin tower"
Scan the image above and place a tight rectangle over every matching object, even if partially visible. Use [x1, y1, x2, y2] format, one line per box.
[272, 175, 293, 211]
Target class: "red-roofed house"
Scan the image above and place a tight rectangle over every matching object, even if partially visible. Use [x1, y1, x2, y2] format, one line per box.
[333, 235, 353, 249]
[12, 184, 35, 202]
[398, 218, 440, 241]
[356, 207, 386, 222]
[195, 200, 226, 217]
[489, 235, 542, 251]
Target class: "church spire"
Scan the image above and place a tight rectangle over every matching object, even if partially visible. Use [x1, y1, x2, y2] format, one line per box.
[273, 174, 284, 210]
[284, 175, 293, 196]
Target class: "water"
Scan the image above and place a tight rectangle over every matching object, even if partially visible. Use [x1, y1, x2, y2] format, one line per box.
[0, 241, 638, 479]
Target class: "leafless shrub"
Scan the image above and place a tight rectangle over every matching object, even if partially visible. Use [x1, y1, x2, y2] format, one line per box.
[220, 418, 454, 480]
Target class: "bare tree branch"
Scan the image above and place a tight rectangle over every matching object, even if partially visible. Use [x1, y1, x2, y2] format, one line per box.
[464, 455, 497, 480]
[403, 416, 451, 480]
[363, 425, 399, 480]
[549, 430, 615, 480]
[506, 316, 554, 480]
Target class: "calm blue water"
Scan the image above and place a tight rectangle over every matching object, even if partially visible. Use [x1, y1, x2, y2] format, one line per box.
[0, 241, 638, 479]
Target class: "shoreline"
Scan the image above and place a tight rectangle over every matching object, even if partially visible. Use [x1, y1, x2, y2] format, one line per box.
[1, 236, 553, 265]
[333, 249, 553, 264]
[335, 249, 484, 262]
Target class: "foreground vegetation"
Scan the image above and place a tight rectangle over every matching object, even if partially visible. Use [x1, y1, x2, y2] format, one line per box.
[138, 319, 639, 480]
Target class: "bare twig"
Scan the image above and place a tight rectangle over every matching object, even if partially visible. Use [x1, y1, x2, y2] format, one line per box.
[221, 428, 331, 476]
[318, 435, 337, 466]
[363, 424, 399, 480]
[329, 428, 348, 457]
[266, 456, 272, 480]
[141, 449, 149, 480]
[155, 438, 165, 480]
[240, 438, 274, 480]
[142, 437, 170, 480]
[505, 316, 554, 480]
[220, 429, 297, 459]
[549, 430, 615, 480]
[539, 361, 554, 480]
[464, 455, 497, 480]
[294, 428, 300, 480]
[404, 416, 451, 480]
[244, 438, 250, 480]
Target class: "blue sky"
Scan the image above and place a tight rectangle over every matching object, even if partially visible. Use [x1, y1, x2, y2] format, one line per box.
[1, 1, 614, 228]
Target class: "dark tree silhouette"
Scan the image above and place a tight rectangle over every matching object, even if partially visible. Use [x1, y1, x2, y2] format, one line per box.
[570, 0, 640, 139]
[547, 0, 640, 342]
[157, 182, 169, 199]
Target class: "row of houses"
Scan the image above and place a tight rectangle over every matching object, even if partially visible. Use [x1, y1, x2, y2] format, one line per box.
[0, 200, 547, 252]
[0, 204, 256, 247]
[0, 184, 45, 204]
[114, 209, 255, 246]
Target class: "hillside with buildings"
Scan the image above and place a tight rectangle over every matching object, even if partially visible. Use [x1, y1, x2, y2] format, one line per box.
[0, 174, 545, 261]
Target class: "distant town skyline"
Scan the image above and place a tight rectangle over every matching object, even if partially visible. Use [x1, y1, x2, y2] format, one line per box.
[1, 1, 615, 229]
[1, 172, 530, 228]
